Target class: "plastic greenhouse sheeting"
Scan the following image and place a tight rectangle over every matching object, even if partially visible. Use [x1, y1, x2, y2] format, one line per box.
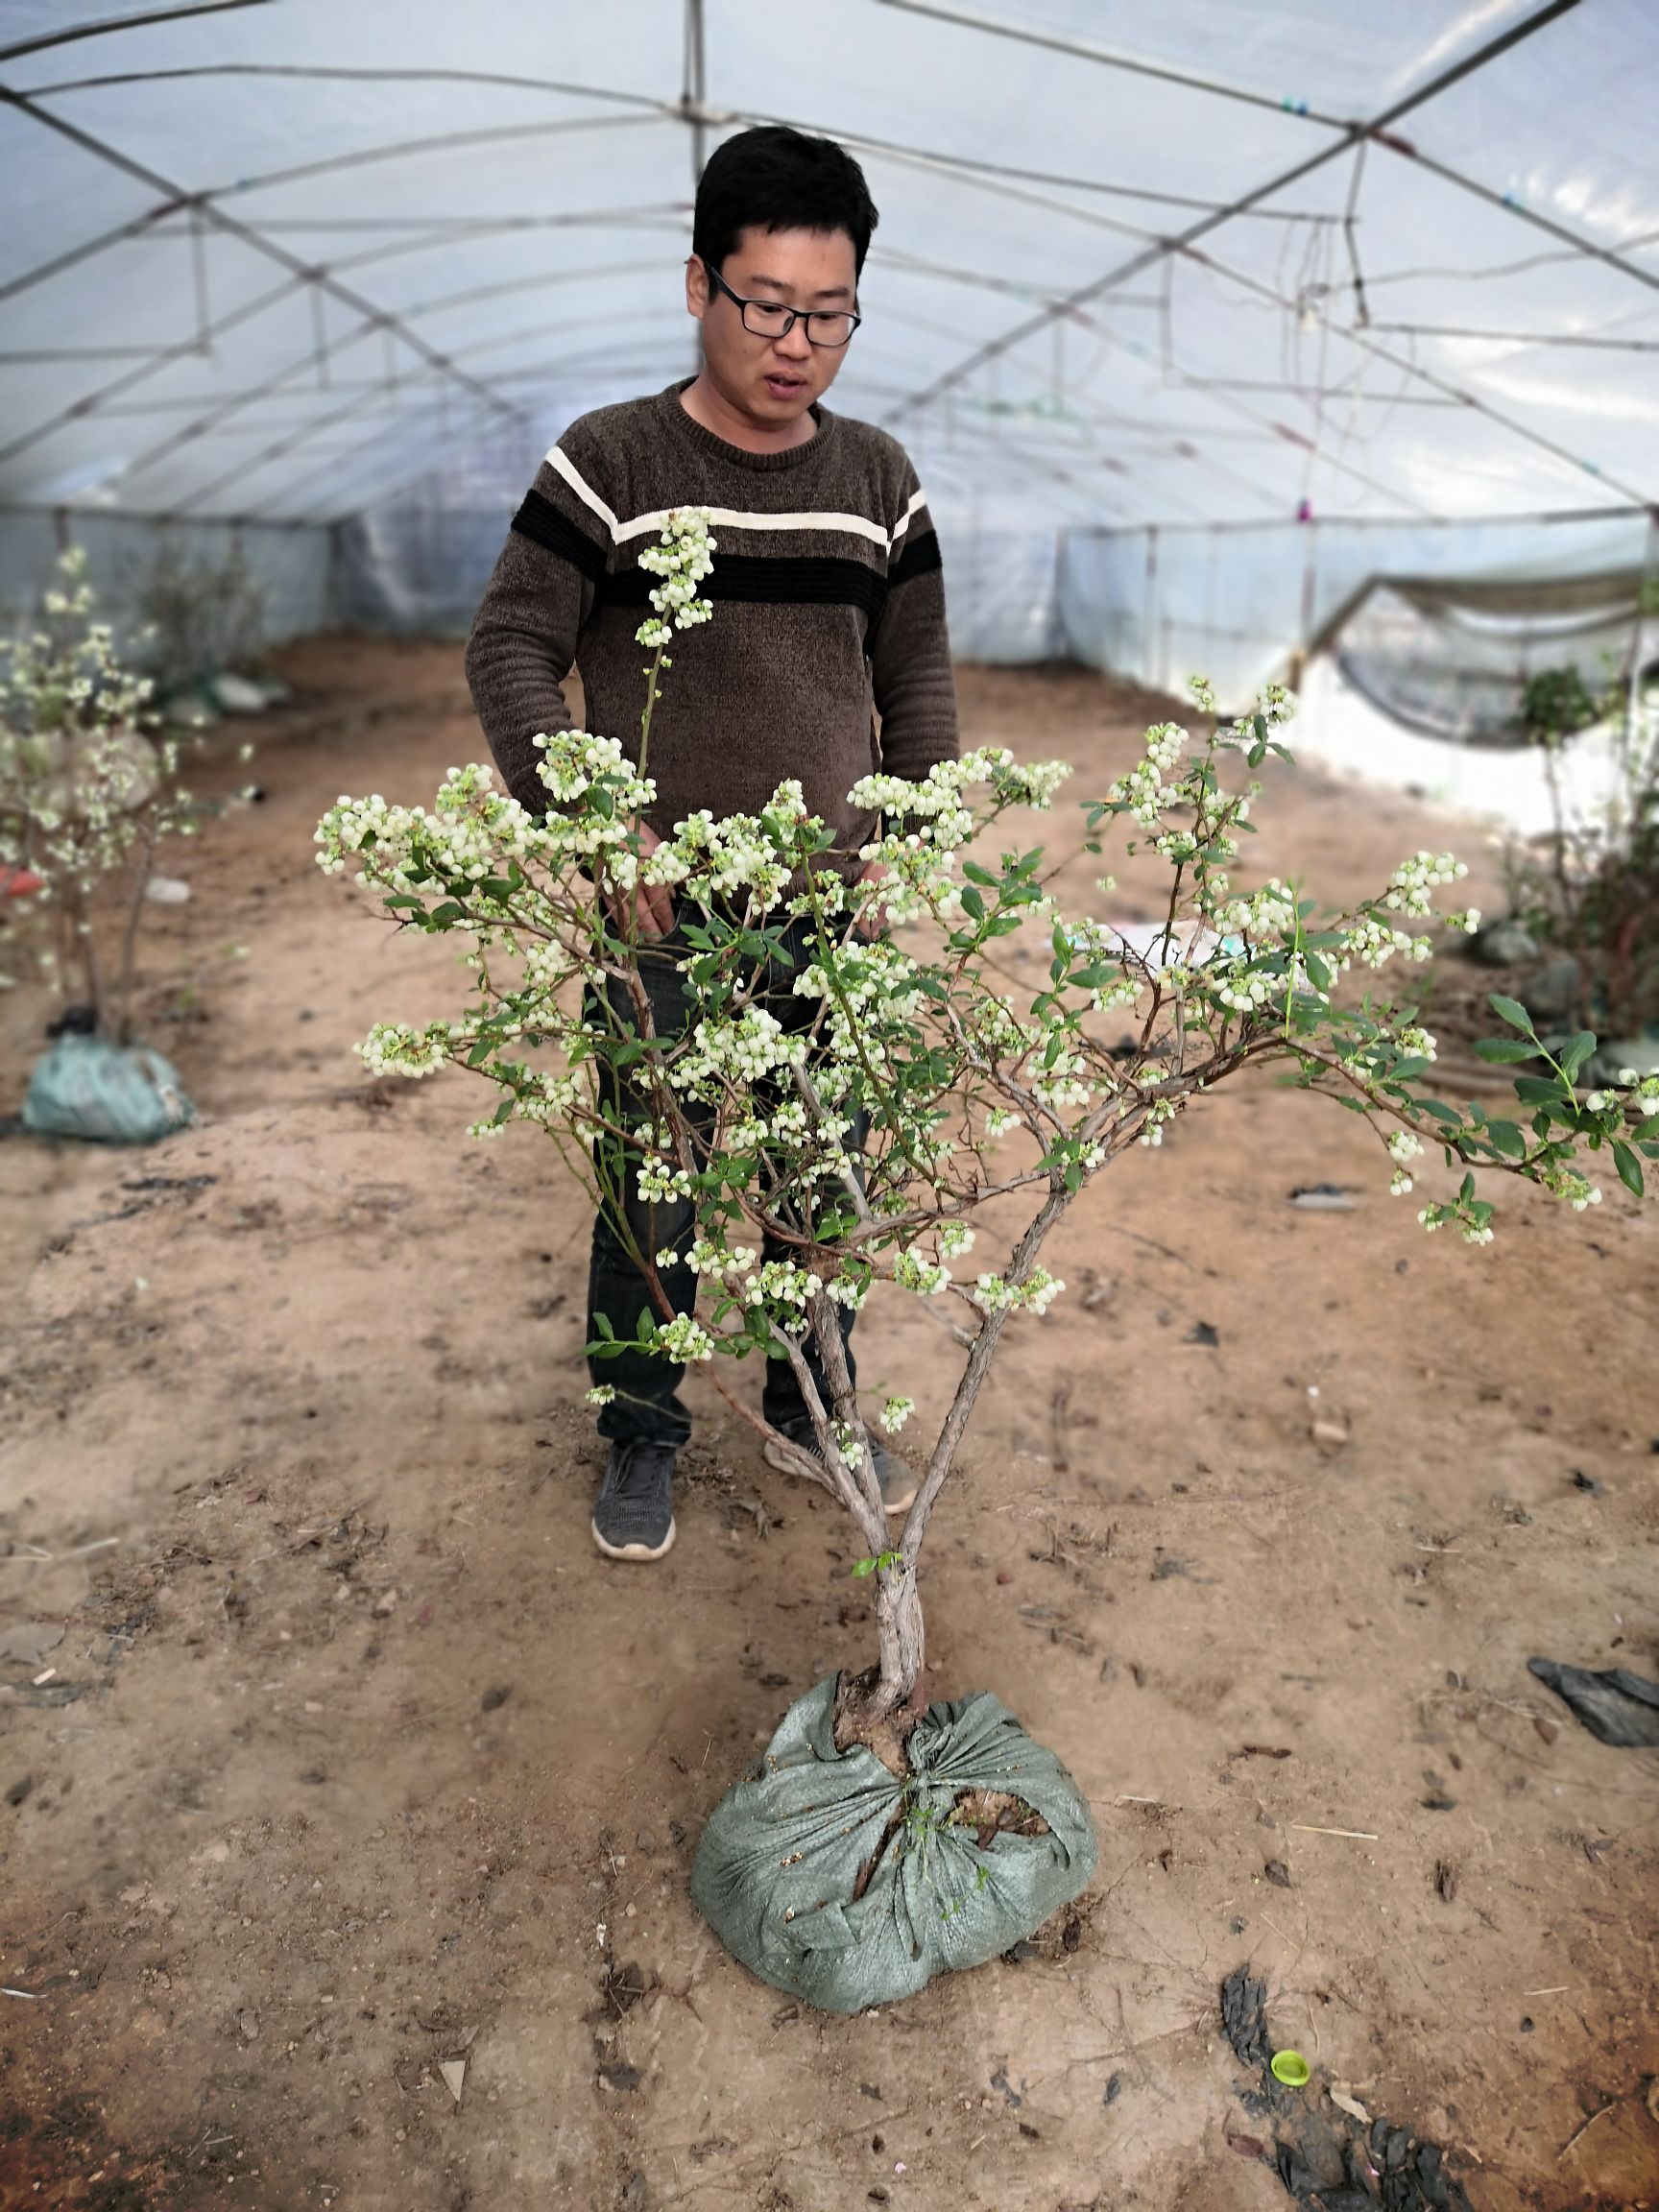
[1328, 566, 1655, 747]
[2, 2, 1658, 690]
[1057, 510, 1659, 706]
[0, 508, 332, 644]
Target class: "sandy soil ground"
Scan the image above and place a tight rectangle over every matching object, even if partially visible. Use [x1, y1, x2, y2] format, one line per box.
[2, 642, 1656, 2212]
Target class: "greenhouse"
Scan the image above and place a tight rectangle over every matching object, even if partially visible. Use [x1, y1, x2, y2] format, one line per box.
[2, 5, 1656, 2207]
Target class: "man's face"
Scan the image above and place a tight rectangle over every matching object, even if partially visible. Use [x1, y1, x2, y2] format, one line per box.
[686, 224, 859, 428]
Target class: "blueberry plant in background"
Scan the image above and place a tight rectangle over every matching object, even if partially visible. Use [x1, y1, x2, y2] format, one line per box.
[1503, 619, 1659, 1049]
[318, 511, 1659, 1751]
[137, 536, 275, 724]
[1, 548, 181, 1039]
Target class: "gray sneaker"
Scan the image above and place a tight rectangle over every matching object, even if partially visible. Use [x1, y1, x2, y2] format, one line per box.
[763, 1416, 919, 1516]
[591, 1441, 678, 1561]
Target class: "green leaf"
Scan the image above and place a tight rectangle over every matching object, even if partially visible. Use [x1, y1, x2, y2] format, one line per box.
[1482, 1119, 1527, 1160]
[962, 859, 996, 886]
[1473, 1038, 1538, 1064]
[1303, 950, 1332, 992]
[1513, 1073, 1569, 1108]
[1414, 1099, 1463, 1125]
[960, 885, 985, 923]
[1560, 1031, 1597, 1081]
[1612, 1139, 1646, 1197]
[849, 1557, 876, 1578]
[1489, 993, 1535, 1034]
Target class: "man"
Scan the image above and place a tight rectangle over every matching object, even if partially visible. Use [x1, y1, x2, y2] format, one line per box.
[465, 125, 958, 1562]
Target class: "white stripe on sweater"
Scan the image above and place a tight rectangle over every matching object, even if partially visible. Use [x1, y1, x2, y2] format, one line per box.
[545, 444, 927, 556]
[547, 445, 621, 538]
[888, 487, 928, 548]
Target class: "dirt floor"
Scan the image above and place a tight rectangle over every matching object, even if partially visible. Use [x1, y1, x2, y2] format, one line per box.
[2, 642, 1656, 2212]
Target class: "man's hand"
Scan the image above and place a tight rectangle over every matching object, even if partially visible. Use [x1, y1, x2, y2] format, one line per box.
[606, 819, 675, 940]
[853, 856, 892, 940]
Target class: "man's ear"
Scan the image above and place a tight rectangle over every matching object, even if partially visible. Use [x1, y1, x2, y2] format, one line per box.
[685, 253, 709, 325]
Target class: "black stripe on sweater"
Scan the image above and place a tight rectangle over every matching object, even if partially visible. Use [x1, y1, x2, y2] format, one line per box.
[889, 526, 942, 589]
[600, 552, 889, 619]
[510, 488, 608, 581]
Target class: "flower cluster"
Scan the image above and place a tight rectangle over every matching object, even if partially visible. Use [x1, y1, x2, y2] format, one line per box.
[1339, 913, 1434, 971]
[1382, 852, 1468, 918]
[1106, 720, 1190, 828]
[1214, 680, 1297, 748]
[1137, 1095, 1180, 1147]
[972, 1266, 1065, 1316]
[1386, 1127, 1423, 1195]
[635, 507, 716, 650]
[361, 1020, 454, 1077]
[1218, 879, 1298, 943]
[894, 1249, 951, 1297]
[637, 1155, 695, 1203]
[655, 1312, 715, 1362]
[1418, 1201, 1496, 1245]
[536, 728, 653, 812]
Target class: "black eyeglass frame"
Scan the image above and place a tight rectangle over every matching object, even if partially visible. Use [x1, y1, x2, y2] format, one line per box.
[704, 263, 862, 349]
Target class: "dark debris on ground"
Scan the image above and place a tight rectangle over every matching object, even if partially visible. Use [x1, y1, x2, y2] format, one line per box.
[1218, 1966, 1472, 2212]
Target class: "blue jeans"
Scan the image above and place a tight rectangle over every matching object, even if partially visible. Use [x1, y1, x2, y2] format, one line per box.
[586, 909, 862, 1447]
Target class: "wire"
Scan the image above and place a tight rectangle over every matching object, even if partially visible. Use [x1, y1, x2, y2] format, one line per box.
[1065, 499, 1647, 539]
[729, 104, 1342, 224]
[880, 0, 1593, 490]
[1179, 238, 1651, 504]
[1367, 322, 1659, 354]
[16, 60, 670, 113]
[0, 86, 535, 465]
[873, 0, 1352, 129]
[0, 1, 266, 66]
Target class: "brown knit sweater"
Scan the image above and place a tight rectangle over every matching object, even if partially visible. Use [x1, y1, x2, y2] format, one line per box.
[464, 381, 959, 875]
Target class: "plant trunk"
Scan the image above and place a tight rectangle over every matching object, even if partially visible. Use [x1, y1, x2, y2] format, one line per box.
[874, 1557, 924, 1716]
[836, 1556, 925, 1770]
[113, 820, 158, 1045]
[72, 893, 106, 1031]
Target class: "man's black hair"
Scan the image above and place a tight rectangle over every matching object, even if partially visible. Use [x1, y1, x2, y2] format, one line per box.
[692, 125, 878, 279]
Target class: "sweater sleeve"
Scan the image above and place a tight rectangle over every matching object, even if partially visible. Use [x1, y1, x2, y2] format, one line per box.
[870, 468, 959, 781]
[463, 449, 610, 814]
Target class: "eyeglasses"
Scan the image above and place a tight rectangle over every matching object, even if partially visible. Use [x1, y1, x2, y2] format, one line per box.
[705, 264, 861, 349]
